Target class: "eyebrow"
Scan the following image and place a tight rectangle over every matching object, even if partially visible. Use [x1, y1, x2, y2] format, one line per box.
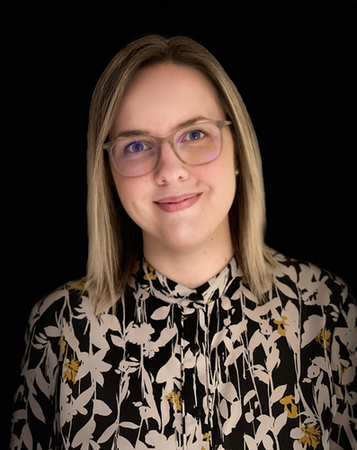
[114, 116, 209, 139]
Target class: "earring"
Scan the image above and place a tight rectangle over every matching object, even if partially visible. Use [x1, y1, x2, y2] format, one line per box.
[235, 169, 239, 176]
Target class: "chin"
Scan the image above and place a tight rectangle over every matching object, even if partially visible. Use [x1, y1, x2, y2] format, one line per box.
[162, 228, 212, 252]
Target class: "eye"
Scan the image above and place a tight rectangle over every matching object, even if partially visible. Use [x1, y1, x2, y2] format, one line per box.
[124, 140, 153, 154]
[181, 129, 207, 142]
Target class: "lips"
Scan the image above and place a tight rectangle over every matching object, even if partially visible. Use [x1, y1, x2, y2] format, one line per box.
[154, 193, 201, 212]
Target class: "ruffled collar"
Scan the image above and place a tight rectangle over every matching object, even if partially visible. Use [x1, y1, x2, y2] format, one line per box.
[135, 257, 242, 306]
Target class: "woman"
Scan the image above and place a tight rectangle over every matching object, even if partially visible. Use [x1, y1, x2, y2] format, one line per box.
[10, 35, 356, 450]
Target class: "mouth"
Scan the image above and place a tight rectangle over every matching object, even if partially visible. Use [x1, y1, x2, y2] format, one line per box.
[154, 193, 201, 212]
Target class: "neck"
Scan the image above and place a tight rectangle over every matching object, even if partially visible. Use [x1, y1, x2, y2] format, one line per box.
[143, 228, 234, 289]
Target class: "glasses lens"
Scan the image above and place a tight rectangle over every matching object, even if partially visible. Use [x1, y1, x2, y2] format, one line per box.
[175, 123, 221, 165]
[111, 137, 158, 177]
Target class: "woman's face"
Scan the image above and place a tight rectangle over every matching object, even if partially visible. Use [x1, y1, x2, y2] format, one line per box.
[109, 63, 236, 257]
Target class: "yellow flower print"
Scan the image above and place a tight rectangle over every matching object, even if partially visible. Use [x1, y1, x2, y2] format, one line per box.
[315, 328, 331, 351]
[274, 316, 288, 337]
[203, 432, 210, 441]
[143, 261, 157, 280]
[241, 276, 249, 286]
[63, 359, 82, 384]
[280, 395, 298, 419]
[133, 260, 140, 274]
[58, 335, 67, 356]
[166, 390, 182, 411]
[67, 279, 85, 291]
[298, 423, 321, 449]
[339, 365, 353, 385]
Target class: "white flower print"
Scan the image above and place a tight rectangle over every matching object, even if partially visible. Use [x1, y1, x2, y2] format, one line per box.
[9, 255, 357, 450]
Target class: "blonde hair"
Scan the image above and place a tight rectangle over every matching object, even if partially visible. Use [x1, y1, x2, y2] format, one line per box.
[85, 35, 276, 313]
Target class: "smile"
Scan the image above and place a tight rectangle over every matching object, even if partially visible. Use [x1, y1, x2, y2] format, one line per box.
[154, 193, 201, 213]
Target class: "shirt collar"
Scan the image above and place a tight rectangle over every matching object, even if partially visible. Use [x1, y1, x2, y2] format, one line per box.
[135, 257, 241, 306]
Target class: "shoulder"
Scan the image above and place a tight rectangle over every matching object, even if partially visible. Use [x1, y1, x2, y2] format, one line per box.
[27, 279, 93, 332]
[26, 279, 122, 344]
[271, 253, 354, 309]
[268, 254, 357, 360]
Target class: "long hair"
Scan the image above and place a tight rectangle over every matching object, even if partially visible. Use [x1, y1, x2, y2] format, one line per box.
[85, 35, 276, 313]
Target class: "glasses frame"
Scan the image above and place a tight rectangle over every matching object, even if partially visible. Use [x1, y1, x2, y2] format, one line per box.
[103, 119, 232, 177]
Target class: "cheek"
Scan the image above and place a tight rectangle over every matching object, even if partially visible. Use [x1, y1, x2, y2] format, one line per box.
[115, 181, 135, 210]
[111, 170, 133, 210]
[220, 159, 237, 209]
[223, 174, 237, 209]
[110, 163, 133, 202]
[112, 174, 149, 222]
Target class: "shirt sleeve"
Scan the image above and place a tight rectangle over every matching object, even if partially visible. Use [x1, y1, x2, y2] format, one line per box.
[9, 293, 64, 450]
[330, 286, 357, 449]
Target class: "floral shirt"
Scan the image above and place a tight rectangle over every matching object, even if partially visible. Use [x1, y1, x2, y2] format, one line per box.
[9, 254, 357, 450]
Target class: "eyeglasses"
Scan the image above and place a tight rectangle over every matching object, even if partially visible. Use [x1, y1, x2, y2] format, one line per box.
[103, 120, 232, 177]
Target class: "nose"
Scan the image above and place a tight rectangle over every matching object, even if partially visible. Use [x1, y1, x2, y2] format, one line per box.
[153, 142, 188, 185]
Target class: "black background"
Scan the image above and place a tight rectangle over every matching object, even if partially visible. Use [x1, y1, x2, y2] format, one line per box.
[2, 1, 356, 446]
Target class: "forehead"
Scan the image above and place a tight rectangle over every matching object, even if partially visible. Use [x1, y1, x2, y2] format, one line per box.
[125, 63, 217, 98]
[111, 63, 224, 136]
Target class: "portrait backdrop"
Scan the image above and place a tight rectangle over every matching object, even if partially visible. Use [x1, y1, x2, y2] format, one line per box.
[2, 1, 356, 447]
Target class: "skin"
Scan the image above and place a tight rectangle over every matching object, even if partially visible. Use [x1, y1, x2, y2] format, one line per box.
[109, 63, 237, 288]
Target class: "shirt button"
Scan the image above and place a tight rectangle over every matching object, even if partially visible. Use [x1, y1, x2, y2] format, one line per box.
[192, 406, 203, 418]
[189, 292, 199, 301]
[190, 342, 200, 354]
